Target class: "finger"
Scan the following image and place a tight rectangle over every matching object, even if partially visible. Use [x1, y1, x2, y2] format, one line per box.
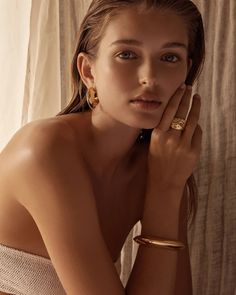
[182, 94, 201, 146]
[157, 84, 186, 132]
[174, 86, 192, 122]
[170, 85, 193, 136]
[191, 124, 203, 154]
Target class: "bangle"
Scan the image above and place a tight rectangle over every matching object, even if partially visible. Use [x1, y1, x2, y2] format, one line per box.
[133, 235, 185, 250]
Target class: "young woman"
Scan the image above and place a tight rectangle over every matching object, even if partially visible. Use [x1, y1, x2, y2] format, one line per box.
[0, 0, 205, 294]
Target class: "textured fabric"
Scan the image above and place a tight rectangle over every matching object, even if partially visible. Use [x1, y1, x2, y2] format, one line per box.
[21, 0, 62, 125]
[0, 243, 121, 294]
[188, 1, 236, 294]
[0, 1, 32, 151]
[0, 243, 66, 295]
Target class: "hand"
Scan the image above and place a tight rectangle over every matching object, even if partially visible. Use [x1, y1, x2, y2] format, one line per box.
[148, 84, 202, 189]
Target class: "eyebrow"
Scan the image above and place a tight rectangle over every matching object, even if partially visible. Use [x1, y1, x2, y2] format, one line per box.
[110, 39, 188, 51]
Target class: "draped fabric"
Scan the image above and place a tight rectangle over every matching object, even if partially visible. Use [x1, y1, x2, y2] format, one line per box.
[188, 1, 236, 294]
[0, 0, 32, 150]
[0, 1, 235, 294]
[21, 0, 62, 124]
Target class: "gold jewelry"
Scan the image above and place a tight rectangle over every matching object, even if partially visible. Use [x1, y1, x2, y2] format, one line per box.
[86, 87, 99, 110]
[133, 235, 185, 250]
[170, 117, 186, 131]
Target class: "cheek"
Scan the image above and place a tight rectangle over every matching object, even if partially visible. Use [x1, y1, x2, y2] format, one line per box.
[162, 63, 188, 82]
[161, 65, 188, 102]
[109, 69, 131, 88]
[96, 59, 136, 92]
[93, 60, 135, 110]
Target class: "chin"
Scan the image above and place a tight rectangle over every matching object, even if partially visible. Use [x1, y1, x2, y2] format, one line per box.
[125, 117, 161, 130]
[132, 115, 161, 129]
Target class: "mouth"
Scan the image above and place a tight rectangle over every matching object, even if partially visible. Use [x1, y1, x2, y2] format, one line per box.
[130, 99, 162, 111]
[129, 91, 163, 111]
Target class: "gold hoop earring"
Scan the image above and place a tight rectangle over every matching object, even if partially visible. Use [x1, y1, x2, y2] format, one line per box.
[86, 87, 99, 110]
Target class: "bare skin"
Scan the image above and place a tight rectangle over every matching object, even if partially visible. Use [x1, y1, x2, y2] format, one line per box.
[0, 112, 147, 295]
[0, 6, 202, 295]
[0, 113, 145, 261]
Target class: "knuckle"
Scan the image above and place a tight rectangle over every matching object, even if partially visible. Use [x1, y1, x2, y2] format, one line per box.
[190, 113, 199, 123]
[180, 99, 190, 108]
[151, 128, 165, 142]
[152, 127, 163, 136]
[185, 121, 196, 130]
[165, 106, 178, 117]
[179, 103, 189, 112]
[151, 129, 160, 141]
[184, 124, 193, 131]
[168, 103, 178, 112]
[166, 136, 180, 148]
[167, 136, 178, 144]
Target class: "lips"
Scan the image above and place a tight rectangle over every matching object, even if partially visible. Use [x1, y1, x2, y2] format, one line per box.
[131, 93, 162, 104]
[132, 98, 161, 103]
[130, 97, 162, 111]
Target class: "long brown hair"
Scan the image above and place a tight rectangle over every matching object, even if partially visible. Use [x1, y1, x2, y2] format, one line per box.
[57, 0, 205, 223]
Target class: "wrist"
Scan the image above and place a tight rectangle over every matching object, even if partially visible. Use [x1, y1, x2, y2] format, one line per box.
[144, 184, 185, 210]
[147, 177, 187, 192]
[141, 187, 187, 239]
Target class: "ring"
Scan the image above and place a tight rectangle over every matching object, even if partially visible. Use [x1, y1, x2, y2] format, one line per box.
[170, 117, 186, 131]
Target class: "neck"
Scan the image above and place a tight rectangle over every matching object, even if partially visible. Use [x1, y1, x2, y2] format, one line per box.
[87, 107, 141, 179]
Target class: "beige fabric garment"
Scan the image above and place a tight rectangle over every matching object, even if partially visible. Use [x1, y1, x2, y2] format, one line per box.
[0, 243, 66, 295]
[0, 242, 121, 294]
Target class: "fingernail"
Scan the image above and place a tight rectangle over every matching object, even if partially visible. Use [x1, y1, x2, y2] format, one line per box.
[180, 83, 186, 89]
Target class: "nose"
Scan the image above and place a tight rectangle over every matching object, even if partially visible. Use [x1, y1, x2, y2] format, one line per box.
[140, 78, 157, 87]
[139, 61, 158, 87]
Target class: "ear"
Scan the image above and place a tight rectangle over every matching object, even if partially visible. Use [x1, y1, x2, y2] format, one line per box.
[77, 53, 95, 88]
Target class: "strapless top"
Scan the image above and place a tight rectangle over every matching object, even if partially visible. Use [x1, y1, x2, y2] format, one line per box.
[0, 243, 121, 295]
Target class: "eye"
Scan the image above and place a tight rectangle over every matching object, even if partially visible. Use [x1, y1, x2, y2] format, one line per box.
[117, 51, 137, 60]
[162, 54, 180, 63]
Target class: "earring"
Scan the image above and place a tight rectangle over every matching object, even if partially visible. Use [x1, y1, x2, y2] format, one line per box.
[86, 87, 99, 110]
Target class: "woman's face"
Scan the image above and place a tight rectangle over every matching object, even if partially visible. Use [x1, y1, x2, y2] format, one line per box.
[90, 7, 192, 129]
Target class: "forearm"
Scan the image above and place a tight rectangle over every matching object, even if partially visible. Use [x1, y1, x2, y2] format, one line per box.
[125, 186, 192, 295]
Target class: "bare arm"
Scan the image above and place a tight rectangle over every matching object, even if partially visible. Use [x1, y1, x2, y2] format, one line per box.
[125, 84, 202, 294]
[9, 82, 200, 295]
[10, 122, 126, 295]
[126, 186, 192, 295]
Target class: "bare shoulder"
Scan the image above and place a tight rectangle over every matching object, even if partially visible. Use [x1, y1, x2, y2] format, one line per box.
[0, 116, 75, 154]
[0, 115, 85, 204]
[0, 116, 125, 294]
[0, 115, 79, 164]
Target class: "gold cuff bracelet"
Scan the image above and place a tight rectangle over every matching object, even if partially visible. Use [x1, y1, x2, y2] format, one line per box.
[133, 235, 185, 250]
